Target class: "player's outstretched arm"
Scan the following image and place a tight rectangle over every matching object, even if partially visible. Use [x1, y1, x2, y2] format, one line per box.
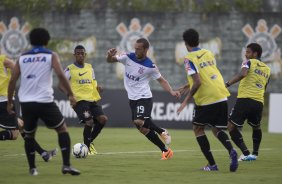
[52, 52, 76, 107]
[7, 61, 20, 115]
[106, 48, 118, 63]
[225, 67, 248, 87]
[4, 57, 15, 70]
[157, 76, 180, 98]
[177, 84, 190, 96]
[177, 74, 201, 114]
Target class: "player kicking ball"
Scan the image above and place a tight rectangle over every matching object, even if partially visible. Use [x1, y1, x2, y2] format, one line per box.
[107, 38, 180, 160]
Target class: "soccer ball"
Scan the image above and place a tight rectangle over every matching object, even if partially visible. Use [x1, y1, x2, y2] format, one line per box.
[72, 143, 88, 158]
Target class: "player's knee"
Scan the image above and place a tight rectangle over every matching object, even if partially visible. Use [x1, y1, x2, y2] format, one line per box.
[97, 115, 107, 125]
[17, 118, 24, 133]
[138, 126, 150, 135]
[85, 119, 94, 126]
[227, 121, 236, 131]
[56, 122, 68, 133]
[11, 129, 19, 140]
[193, 125, 204, 136]
[133, 119, 144, 129]
[211, 127, 221, 136]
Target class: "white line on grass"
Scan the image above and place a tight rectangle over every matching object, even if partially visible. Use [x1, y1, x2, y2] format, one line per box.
[97, 148, 273, 155]
[1, 148, 273, 157]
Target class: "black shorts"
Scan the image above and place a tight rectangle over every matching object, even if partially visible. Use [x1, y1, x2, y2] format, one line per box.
[129, 98, 152, 121]
[20, 102, 64, 133]
[0, 101, 18, 130]
[229, 98, 263, 128]
[193, 101, 228, 128]
[73, 100, 105, 123]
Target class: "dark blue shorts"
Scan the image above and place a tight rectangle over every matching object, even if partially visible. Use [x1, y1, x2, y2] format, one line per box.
[229, 98, 263, 127]
[73, 100, 105, 123]
[20, 102, 64, 133]
[0, 101, 18, 130]
[193, 101, 228, 129]
[129, 98, 152, 121]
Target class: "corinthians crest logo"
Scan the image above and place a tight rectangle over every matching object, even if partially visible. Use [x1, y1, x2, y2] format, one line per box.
[0, 17, 30, 59]
[116, 18, 154, 54]
[115, 18, 155, 79]
[242, 19, 282, 78]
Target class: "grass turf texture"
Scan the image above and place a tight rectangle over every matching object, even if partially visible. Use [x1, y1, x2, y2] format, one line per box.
[0, 124, 281, 184]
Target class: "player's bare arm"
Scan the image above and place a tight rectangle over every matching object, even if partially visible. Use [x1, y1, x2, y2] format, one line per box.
[226, 67, 248, 87]
[106, 48, 118, 63]
[7, 61, 20, 115]
[177, 73, 201, 114]
[97, 85, 103, 94]
[52, 52, 76, 107]
[177, 83, 190, 96]
[156, 76, 180, 98]
[3, 57, 15, 70]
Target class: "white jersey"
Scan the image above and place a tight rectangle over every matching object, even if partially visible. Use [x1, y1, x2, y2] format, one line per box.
[18, 47, 54, 102]
[116, 53, 161, 100]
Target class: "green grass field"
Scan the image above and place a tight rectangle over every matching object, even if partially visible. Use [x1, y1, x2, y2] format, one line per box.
[0, 126, 282, 184]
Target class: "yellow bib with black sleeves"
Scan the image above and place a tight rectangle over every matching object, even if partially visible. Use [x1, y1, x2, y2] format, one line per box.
[67, 63, 101, 102]
[0, 55, 11, 97]
[238, 59, 271, 104]
[185, 49, 230, 105]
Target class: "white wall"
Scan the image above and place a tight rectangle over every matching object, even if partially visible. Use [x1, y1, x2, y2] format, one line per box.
[268, 93, 282, 133]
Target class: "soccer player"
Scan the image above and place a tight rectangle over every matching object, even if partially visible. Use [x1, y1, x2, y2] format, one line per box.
[7, 28, 80, 176]
[106, 38, 180, 160]
[61, 45, 107, 155]
[0, 55, 57, 162]
[226, 43, 271, 161]
[0, 55, 19, 141]
[177, 29, 238, 172]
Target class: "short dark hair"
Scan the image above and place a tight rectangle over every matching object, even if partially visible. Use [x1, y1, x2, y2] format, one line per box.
[247, 43, 262, 58]
[74, 45, 86, 52]
[183, 29, 199, 47]
[29, 28, 50, 46]
[136, 38, 150, 49]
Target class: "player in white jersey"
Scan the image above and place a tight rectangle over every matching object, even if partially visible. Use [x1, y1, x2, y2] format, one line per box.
[107, 38, 180, 160]
[0, 55, 57, 162]
[7, 28, 80, 176]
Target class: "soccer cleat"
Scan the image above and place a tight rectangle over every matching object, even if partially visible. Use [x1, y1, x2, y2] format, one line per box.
[62, 166, 80, 175]
[238, 154, 257, 161]
[229, 149, 238, 172]
[201, 165, 219, 171]
[29, 168, 38, 176]
[42, 148, 58, 162]
[161, 148, 174, 160]
[88, 142, 98, 155]
[160, 129, 171, 145]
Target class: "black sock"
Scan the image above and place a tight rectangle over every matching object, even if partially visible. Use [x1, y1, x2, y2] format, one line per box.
[83, 125, 92, 148]
[217, 131, 233, 154]
[58, 132, 70, 166]
[144, 119, 164, 134]
[90, 122, 104, 142]
[252, 129, 262, 156]
[24, 137, 36, 169]
[230, 128, 250, 156]
[0, 130, 12, 140]
[21, 132, 45, 155]
[196, 135, 216, 166]
[145, 130, 167, 152]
